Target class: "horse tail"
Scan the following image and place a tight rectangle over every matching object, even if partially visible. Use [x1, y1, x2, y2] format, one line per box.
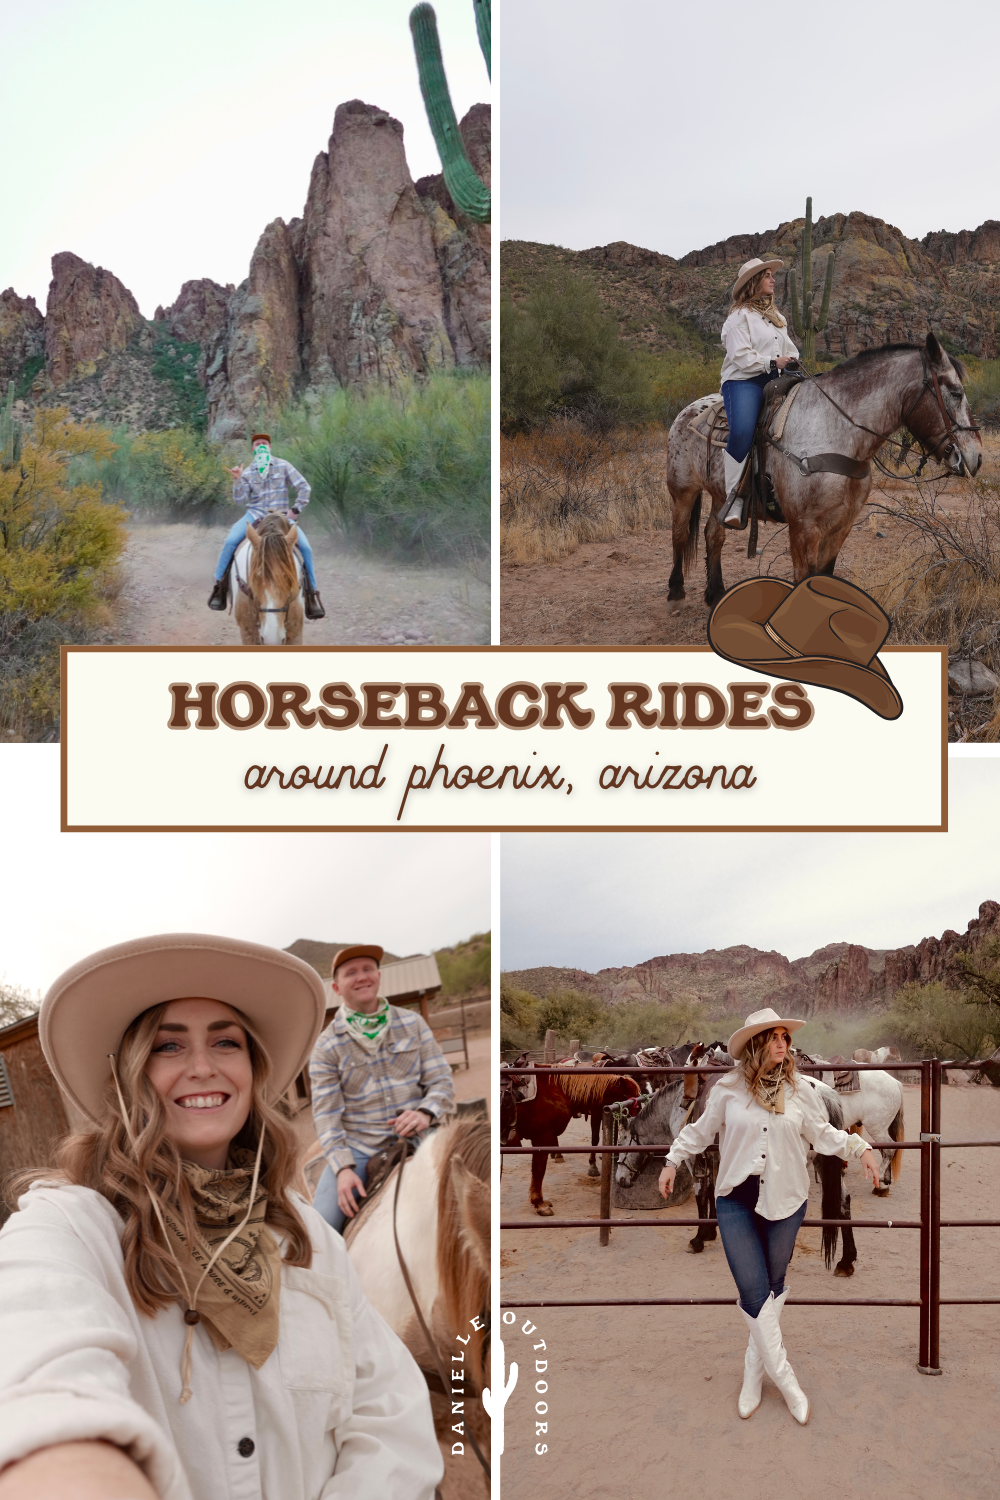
[889, 1097, 904, 1181]
[818, 1151, 843, 1271]
[683, 492, 702, 572]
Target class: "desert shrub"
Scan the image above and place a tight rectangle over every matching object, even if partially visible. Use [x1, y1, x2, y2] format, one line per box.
[272, 372, 489, 565]
[436, 933, 490, 996]
[500, 978, 541, 1054]
[643, 351, 724, 426]
[0, 978, 38, 1027]
[534, 988, 606, 1043]
[73, 427, 229, 520]
[150, 326, 207, 429]
[590, 997, 709, 1052]
[962, 357, 1000, 427]
[874, 980, 1000, 1062]
[0, 408, 126, 739]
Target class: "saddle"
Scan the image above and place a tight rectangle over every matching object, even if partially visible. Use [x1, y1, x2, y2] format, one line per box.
[501, 1054, 537, 1104]
[828, 1055, 861, 1093]
[341, 1134, 420, 1243]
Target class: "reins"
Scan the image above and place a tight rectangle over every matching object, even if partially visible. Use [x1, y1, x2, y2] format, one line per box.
[391, 1147, 491, 1480]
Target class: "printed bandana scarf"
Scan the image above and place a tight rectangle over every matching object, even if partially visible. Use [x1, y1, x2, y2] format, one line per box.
[253, 442, 272, 480]
[752, 1068, 786, 1114]
[343, 997, 391, 1054]
[160, 1149, 281, 1369]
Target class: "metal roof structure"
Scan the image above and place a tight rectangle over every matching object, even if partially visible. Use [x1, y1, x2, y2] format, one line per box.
[322, 953, 442, 1021]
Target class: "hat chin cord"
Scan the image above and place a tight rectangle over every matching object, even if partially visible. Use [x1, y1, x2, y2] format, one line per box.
[108, 1053, 266, 1404]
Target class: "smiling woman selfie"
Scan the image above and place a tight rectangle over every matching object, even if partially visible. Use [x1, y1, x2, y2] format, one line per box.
[0, 933, 442, 1500]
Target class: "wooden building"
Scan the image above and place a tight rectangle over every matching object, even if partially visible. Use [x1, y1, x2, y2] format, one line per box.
[0, 1013, 74, 1227]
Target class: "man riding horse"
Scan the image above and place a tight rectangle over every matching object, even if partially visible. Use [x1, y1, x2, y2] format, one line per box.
[208, 433, 326, 619]
[308, 944, 456, 1233]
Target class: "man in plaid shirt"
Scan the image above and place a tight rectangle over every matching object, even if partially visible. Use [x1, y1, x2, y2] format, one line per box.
[309, 943, 456, 1233]
[208, 432, 325, 619]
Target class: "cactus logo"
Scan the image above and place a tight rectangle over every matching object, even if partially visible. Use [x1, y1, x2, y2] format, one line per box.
[495, 1310, 554, 1458]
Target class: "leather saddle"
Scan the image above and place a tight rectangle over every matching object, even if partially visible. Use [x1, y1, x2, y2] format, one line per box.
[827, 1055, 861, 1094]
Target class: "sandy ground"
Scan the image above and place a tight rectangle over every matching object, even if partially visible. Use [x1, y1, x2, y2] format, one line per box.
[500, 1083, 1000, 1499]
[104, 521, 490, 646]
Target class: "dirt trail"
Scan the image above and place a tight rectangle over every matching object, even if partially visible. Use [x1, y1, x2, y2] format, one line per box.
[501, 1084, 1000, 1499]
[105, 521, 490, 646]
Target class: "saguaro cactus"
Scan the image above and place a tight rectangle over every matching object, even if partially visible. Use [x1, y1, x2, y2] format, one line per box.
[410, 0, 490, 224]
[788, 196, 835, 363]
[0, 382, 22, 471]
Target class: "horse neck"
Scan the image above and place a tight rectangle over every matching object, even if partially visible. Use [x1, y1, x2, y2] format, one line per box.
[813, 350, 925, 457]
[633, 1079, 681, 1140]
[251, 538, 298, 644]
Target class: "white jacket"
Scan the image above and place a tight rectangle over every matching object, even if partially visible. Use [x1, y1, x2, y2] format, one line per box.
[720, 306, 800, 384]
[0, 1184, 443, 1500]
[665, 1072, 871, 1220]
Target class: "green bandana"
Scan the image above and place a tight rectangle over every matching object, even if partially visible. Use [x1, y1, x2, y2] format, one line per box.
[253, 443, 271, 480]
[343, 997, 391, 1054]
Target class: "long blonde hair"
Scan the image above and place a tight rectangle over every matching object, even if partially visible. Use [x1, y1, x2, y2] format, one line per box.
[10, 1002, 312, 1315]
[740, 1027, 798, 1104]
[730, 268, 787, 328]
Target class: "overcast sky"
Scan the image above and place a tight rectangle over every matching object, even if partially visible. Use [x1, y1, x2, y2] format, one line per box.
[496, 0, 1000, 258]
[1, 749, 489, 997]
[1, 0, 488, 315]
[501, 757, 1000, 973]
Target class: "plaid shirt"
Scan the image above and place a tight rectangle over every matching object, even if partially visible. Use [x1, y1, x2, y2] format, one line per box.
[232, 456, 311, 522]
[309, 1006, 456, 1174]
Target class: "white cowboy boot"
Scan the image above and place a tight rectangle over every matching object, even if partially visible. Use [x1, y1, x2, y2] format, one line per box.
[741, 1292, 809, 1425]
[719, 453, 748, 527]
[737, 1288, 787, 1418]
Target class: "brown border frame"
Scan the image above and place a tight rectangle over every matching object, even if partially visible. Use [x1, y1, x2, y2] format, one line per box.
[60, 643, 948, 833]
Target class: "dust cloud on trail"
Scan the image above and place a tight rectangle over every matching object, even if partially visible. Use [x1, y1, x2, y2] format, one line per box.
[104, 522, 490, 647]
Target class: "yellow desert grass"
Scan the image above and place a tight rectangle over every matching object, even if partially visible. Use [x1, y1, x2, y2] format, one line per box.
[500, 421, 669, 565]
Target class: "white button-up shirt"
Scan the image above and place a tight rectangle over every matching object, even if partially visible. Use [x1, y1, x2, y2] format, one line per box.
[666, 1072, 871, 1221]
[720, 307, 801, 384]
[0, 1184, 443, 1500]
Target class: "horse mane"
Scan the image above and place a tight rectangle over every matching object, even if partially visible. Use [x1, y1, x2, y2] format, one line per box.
[559, 1071, 637, 1109]
[633, 1076, 682, 1125]
[248, 514, 299, 599]
[823, 341, 968, 384]
[436, 1118, 490, 1393]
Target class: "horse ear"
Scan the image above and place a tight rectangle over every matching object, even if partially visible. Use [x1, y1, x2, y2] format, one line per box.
[247, 522, 261, 547]
[925, 331, 949, 370]
[450, 1156, 490, 1276]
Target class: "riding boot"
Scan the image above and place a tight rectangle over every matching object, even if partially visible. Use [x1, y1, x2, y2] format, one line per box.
[304, 587, 326, 621]
[737, 1289, 787, 1418]
[719, 454, 749, 529]
[741, 1292, 809, 1425]
[207, 578, 228, 611]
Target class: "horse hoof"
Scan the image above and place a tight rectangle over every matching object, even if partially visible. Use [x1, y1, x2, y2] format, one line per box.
[834, 1261, 856, 1277]
[687, 1240, 705, 1254]
[667, 589, 685, 603]
[587, 1167, 600, 1178]
[550, 1154, 565, 1164]
[872, 1187, 890, 1198]
[535, 1203, 554, 1217]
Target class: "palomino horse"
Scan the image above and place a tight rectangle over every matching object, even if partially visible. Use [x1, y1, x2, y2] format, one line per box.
[345, 1119, 490, 1490]
[667, 332, 983, 608]
[231, 512, 304, 644]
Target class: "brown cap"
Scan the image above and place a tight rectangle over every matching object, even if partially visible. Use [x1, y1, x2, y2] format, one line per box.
[250, 433, 271, 446]
[40, 933, 327, 1123]
[331, 944, 383, 979]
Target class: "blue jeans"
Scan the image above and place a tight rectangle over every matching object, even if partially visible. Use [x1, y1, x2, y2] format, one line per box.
[314, 1153, 371, 1235]
[721, 373, 776, 463]
[715, 1174, 808, 1319]
[215, 514, 317, 589]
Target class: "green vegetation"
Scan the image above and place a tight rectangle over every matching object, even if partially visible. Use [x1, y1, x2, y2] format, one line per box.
[409, 0, 490, 223]
[13, 356, 44, 402]
[0, 408, 126, 739]
[873, 979, 1000, 1063]
[962, 357, 1000, 426]
[150, 325, 207, 429]
[70, 426, 228, 521]
[272, 371, 489, 564]
[788, 195, 834, 364]
[435, 931, 490, 996]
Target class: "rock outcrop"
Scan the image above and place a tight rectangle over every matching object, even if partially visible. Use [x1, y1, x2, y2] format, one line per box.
[44, 252, 143, 386]
[503, 901, 1000, 1018]
[155, 278, 233, 369]
[0, 290, 45, 390]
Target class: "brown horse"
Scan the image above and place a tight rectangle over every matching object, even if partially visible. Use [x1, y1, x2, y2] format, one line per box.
[504, 1064, 640, 1216]
[232, 512, 304, 644]
[666, 333, 982, 608]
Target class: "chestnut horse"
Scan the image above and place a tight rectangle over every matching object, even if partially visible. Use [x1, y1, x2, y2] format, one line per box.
[232, 511, 304, 644]
[667, 332, 982, 608]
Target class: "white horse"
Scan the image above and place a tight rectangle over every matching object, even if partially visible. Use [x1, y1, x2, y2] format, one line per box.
[345, 1119, 490, 1491]
[811, 1064, 905, 1195]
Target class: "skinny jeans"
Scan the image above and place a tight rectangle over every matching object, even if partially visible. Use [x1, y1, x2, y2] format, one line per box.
[215, 513, 318, 588]
[721, 371, 777, 463]
[313, 1128, 434, 1235]
[714, 1173, 807, 1319]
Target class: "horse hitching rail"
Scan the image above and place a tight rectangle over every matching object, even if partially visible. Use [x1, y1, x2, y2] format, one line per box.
[500, 1058, 1000, 1373]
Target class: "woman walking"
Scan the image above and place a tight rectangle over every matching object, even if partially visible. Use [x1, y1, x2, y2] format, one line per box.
[717, 259, 801, 528]
[659, 1008, 878, 1425]
[0, 933, 441, 1500]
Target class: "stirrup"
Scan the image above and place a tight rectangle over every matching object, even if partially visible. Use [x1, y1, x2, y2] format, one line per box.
[721, 490, 750, 530]
[304, 588, 326, 621]
[207, 578, 228, 610]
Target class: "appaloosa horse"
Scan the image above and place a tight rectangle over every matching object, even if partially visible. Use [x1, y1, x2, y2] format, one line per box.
[666, 333, 982, 607]
[231, 512, 305, 644]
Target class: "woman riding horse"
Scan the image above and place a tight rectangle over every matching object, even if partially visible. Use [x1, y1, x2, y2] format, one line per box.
[718, 258, 801, 528]
[658, 1009, 878, 1426]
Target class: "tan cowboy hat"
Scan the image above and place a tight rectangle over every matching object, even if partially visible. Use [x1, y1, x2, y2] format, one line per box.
[732, 257, 785, 297]
[40, 933, 327, 1123]
[728, 1008, 805, 1061]
[331, 944, 383, 977]
[708, 574, 903, 720]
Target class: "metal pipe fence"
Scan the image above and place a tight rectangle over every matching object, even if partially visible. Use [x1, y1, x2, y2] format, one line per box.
[499, 1057, 1000, 1374]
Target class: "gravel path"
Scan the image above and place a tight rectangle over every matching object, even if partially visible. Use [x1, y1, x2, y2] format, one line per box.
[104, 522, 490, 646]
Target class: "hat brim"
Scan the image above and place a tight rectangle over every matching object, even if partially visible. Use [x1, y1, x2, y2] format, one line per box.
[732, 258, 785, 296]
[40, 934, 327, 1123]
[708, 578, 903, 721]
[728, 1016, 805, 1060]
[331, 944, 384, 977]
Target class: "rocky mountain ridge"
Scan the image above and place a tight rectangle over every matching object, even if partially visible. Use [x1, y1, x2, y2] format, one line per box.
[1, 100, 489, 440]
[503, 900, 1000, 1017]
[501, 209, 1000, 362]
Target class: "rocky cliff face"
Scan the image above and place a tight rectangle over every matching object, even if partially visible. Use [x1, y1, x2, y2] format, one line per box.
[504, 901, 1000, 1018]
[0, 99, 489, 438]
